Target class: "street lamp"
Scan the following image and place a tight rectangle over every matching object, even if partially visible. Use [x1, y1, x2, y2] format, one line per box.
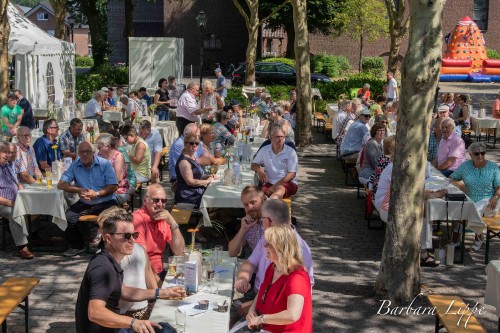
[68, 17, 75, 43]
[196, 10, 207, 88]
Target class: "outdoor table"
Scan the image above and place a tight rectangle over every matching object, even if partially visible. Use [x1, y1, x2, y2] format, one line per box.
[149, 252, 236, 333]
[425, 167, 486, 235]
[471, 116, 500, 139]
[199, 139, 262, 226]
[12, 182, 75, 234]
[33, 108, 49, 119]
[155, 121, 178, 147]
[326, 103, 338, 119]
[485, 260, 500, 319]
[102, 111, 124, 124]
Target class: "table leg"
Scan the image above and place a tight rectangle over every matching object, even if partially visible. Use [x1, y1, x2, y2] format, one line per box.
[2, 319, 6, 333]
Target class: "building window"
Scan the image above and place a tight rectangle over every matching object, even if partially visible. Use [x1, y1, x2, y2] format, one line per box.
[37, 12, 48, 20]
[473, 0, 489, 32]
[46, 63, 55, 103]
[64, 61, 73, 105]
[203, 34, 222, 50]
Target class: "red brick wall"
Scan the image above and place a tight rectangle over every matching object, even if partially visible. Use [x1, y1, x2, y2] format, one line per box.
[73, 28, 90, 56]
[26, 8, 55, 32]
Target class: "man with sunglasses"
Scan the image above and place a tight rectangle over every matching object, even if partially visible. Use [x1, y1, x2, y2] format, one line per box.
[33, 118, 62, 176]
[231, 199, 313, 327]
[14, 126, 42, 185]
[133, 184, 185, 281]
[58, 141, 119, 257]
[339, 108, 371, 157]
[76, 209, 185, 333]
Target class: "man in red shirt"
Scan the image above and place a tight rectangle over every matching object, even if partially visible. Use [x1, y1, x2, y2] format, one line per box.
[133, 184, 185, 280]
[357, 83, 371, 101]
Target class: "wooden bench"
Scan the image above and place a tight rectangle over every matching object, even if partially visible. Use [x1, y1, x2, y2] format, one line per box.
[483, 215, 500, 264]
[313, 112, 326, 133]
[79, 215, 99, 253]
[0, 277, 40, 333]
[427, 295, 486, 333]
[324, 119, 333, 141]
[365, 187, 383, 230]
[340, 153, 359, 187]
[159, 146, 171, 181]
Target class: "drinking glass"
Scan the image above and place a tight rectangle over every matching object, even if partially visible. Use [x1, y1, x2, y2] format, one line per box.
[36, 177, 42, 186]
[167, 257, 176, 276]
[194, 243, 202, 252]
[175, 309, 186, 333]
[214, 245, 223, 264]
[209, 272, 220, 294]
[46, 178, 52, 189]
[45, 167, 52, 179]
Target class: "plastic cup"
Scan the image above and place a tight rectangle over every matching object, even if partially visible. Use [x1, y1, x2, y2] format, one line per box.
[209, 272, 220, 294]
[214, 245, 223, 264]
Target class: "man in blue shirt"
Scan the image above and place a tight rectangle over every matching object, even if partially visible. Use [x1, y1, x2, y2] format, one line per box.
[138, 87, 152, 107]
[215, 68, 227, 101]
[168, 123, 209, 191]
[33, 118, 62, 175]
[340, 108, 371, 157]
[57, 141, 118, 256]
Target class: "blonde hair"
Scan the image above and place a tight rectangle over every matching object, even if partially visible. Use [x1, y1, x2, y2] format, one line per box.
[200, 123, 213, 136]
[97, 206, 126, 228]
[264, 226, 304, 275]
[278, 100, 291, 111]
[202, 80, 214, 91]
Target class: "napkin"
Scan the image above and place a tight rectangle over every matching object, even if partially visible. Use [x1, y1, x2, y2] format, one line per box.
[177, 303, 209, 316]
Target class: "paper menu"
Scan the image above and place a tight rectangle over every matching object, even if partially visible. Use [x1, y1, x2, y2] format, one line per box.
[184, 261, 199, 294]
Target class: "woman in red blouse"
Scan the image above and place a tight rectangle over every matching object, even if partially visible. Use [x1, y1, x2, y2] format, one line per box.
[246, 226, 312, 333]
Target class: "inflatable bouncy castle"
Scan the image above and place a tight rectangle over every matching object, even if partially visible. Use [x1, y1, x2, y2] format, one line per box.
[440, 16, 500, 82]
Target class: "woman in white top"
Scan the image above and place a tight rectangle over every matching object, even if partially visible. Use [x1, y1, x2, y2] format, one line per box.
[200, 80, 223, 123]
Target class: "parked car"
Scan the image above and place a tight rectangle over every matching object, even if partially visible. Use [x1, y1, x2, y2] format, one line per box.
[231, 62, 331, 86]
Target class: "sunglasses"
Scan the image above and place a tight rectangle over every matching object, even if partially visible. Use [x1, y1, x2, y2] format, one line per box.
[149, 197, 167, 204]
[109, 232, 139, 240]
[473, 152, 486, 156]
[188, 142, 200, 146]
[363, 115, 371, 118]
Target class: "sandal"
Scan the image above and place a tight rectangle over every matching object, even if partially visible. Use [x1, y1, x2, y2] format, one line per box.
[421, 255, 440, 267]
[466, 241, 483, 253]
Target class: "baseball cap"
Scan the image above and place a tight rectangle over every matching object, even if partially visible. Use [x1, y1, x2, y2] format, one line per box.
[229, 99, 240, 107]
[359, 108, 371, 116]
[438, 105, 450, 112]
[214, 68, 221, 73]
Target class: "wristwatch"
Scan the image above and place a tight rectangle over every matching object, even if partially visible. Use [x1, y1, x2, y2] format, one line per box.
[171, 223, 180, 231]
[96, 191, 101, 199]
[261, 315, 265, 324]
[155, 288, 160, 299]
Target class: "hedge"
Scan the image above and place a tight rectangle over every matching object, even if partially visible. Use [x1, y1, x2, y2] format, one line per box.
[486, 49, 500, 59]
[261, 57, 295, 67]
[361, 57, 385, 77]
[75, 55, 94, 68]
[311, 54, 350, 78]
[76, 65, 129, 102]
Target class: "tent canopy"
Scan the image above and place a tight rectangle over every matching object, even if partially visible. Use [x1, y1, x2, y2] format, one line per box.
[7, 3, 75, 110]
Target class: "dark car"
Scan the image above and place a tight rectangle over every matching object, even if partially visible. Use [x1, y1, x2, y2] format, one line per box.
[231, 62, 331, 86]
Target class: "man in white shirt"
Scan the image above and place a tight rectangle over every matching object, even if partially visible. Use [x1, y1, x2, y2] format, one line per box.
[138, 120, 163, 183]
[84, 91, 103, 119]
[251, 128, 298, 199]
[175, 82, 212, 136]
[387, 72, 398, 102]
[332, 100, 351, 142]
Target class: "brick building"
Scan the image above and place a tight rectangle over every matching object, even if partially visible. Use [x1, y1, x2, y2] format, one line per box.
[22, 2, 91, 56]
[107, 0, 498, 73]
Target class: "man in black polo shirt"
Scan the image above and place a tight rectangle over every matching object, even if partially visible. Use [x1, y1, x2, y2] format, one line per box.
[75, 209, 185, 333]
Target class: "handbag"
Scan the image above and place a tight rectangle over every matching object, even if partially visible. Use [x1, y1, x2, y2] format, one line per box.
[445, 193, 467, 201]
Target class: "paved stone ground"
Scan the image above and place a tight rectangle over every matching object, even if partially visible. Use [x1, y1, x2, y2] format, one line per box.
[2, 82, 500, 332]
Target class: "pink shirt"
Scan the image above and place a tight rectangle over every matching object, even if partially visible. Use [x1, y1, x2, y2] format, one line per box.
[493, 98, 500, 119]
[436, 132, 466, 171]
[133, 207, 172, 274]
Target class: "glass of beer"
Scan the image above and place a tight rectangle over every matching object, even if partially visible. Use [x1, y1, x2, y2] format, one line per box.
[36, 177, 42, 186]
[46, 178, 52, 189]
[45, 167, 52, 179]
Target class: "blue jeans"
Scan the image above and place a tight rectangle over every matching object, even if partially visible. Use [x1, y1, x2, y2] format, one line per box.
[158, 109, 169, 121]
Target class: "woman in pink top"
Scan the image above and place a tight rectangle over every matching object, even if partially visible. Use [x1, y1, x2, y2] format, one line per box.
[493, 92, 500, 119]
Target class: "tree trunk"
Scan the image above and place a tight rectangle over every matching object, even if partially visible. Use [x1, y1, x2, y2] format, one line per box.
[0, 0, 9, 106]
[384, 0, 409, 74]
[80, 0, 108, 68]
[359, 34, 363, 73]
[387, 31, 404, 74]
[49, 0, 67, 40]
[375, 0, 445, 302]
[285, 24, 295, 59]
[245, 26, 259, 86]
[124, 0, 134, 65]
[291, 0, 312, 146]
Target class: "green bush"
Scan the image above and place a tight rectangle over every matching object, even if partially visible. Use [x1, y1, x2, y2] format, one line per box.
[311, 54, 350, 78]
[486, 49, 500, 59]
[261, 57, 295, 67]
[313, 73, 385, 101]
[226, 85, 292, 108]
[75, 55, 94, 68]
[76, 65, 129, 102]
[361, 57, 385, 77]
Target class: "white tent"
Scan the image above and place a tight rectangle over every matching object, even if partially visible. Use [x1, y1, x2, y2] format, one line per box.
[8, 3, 75, 108]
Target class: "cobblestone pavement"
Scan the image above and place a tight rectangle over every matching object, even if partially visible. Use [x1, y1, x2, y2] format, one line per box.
[2, 104, 500, 332]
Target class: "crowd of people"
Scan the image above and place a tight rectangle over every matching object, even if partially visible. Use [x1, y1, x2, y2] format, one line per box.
[0, 67, 314, 332]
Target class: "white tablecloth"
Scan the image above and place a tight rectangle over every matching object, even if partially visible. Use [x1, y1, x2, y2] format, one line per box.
[425, 168, 486, 235]
[103, 111, 124, 124]
[149, 252, 236, 333]
[155, 121, 178, 147]
[485, 260, 500, 317]
[13, 183, 70, 233]
[326, 103, 338, 119]
[471, 116, 500, 138]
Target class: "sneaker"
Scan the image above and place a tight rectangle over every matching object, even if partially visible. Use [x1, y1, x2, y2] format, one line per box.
[63, 248, 85, 257]
[18, 246, 34, 260]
